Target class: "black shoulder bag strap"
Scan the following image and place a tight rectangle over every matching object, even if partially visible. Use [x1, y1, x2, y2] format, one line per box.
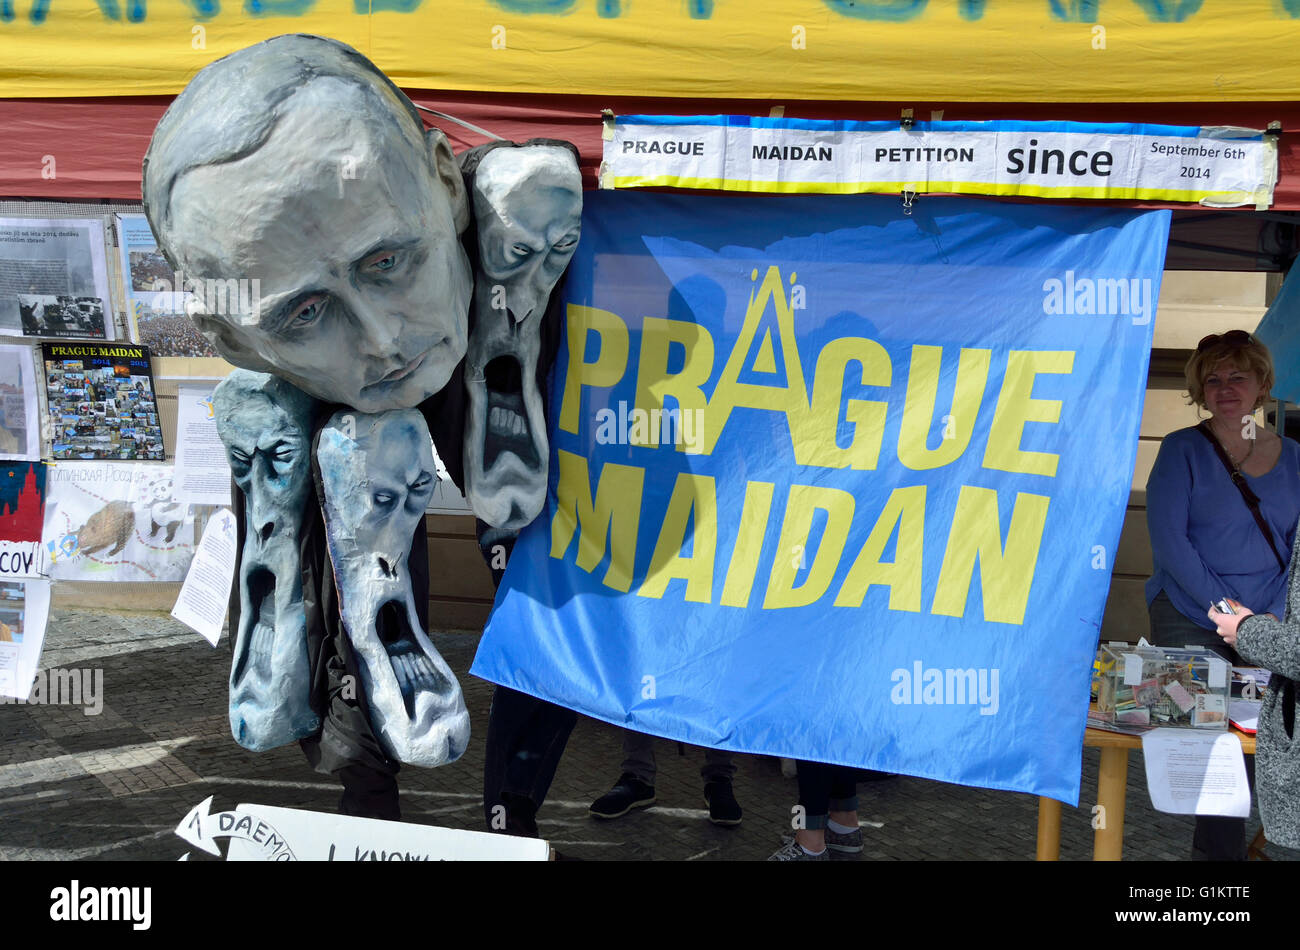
[1196, 422, 1287, 571]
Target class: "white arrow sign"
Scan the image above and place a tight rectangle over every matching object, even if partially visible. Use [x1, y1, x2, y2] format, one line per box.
[175, 796, 297, 860]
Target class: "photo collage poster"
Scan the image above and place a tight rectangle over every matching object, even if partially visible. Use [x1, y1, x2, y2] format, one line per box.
[116, 213, 217, 358]
[43, 342, 164, 462]
[0, 217, 113, 341]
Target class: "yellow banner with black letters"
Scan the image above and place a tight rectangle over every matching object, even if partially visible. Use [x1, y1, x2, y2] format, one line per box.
[0, 1, 1298, 102]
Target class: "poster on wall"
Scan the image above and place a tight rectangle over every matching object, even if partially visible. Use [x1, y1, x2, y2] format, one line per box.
[42, 341, 164, 461]
[0, 217, 113, 341]
[0, 461, 46, 580]
[173, 384, 231, 506]
[0, 344, 39, 461]
[115, 213, 218, 358]
[42, 462, 198, 582]
[0, 577, 51, 700]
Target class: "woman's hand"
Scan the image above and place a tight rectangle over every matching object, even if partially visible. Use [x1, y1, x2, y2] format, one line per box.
[1208, 599, 1254, 647]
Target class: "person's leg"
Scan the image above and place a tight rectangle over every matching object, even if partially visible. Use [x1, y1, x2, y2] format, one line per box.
[338, 763, 401, 822]
[700, 747, 737, 784]
[1148, 592, 1247, 860]
[589, 729, 658, 818]
[827, 767, 859, 828]
[522, 701, 579, 811]
[824, 766, 863, 856]
[620, 729, 657, 785]
[483, 685, 542, 834]
[700, 748, 742, 826]
[794, 759, 833, 853]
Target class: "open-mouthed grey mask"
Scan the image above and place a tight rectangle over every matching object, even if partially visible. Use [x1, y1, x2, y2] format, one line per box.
[213, 369, 320, 751]
[316, 409, 469, 766]
[463, 144, 582, 531]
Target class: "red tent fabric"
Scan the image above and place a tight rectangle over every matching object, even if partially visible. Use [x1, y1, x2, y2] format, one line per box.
[2, 93, 1298, 208]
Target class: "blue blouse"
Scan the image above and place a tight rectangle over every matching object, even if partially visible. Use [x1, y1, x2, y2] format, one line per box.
[1146, 426, 1300, 629]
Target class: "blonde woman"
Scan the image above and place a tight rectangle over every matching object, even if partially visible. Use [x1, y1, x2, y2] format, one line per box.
[1146, 330, 1300, 859]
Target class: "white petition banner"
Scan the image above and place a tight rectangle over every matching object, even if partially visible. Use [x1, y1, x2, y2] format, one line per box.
[603, 117, 1277, 208]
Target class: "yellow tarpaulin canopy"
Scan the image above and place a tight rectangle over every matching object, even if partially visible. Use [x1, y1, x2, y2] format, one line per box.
[0, 1, 1298, 101]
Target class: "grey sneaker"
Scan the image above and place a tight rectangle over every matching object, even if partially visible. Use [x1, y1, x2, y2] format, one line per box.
[767, 837, 830, 861]
[826, 825, 863, 858]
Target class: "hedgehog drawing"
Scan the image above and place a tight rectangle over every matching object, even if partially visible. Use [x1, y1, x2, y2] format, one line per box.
[76, 500, 136, 557]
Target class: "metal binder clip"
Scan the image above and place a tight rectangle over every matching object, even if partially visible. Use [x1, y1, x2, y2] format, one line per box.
[901, 189, 916, 216]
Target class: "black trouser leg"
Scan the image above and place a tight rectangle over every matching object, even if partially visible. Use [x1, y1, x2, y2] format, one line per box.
[795, 760, 860, 831]
[337, 763, 401, 822]
[483, 685, 577, 834]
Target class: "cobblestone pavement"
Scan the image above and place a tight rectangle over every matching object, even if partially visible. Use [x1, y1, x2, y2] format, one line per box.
[0, 608, 1292, 862]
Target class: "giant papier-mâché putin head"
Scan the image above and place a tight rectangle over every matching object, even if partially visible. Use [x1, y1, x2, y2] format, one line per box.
[142, 34, 472, 413]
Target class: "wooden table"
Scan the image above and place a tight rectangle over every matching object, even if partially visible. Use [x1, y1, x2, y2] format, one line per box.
[1036, 723, 1256, 861]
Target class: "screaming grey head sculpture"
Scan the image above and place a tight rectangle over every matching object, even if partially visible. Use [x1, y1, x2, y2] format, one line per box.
[142, 34, 472, 413]
[213, 369, 320, 751]
[316, 409, 470, 767]
[462, 143, 583, 530]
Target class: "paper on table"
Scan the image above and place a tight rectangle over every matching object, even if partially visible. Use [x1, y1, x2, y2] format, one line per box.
[171, 508, 237, 646]
[1234, 666, 1272, 680]
[1141, 727, 1250, 817]
[173, 384, 231, 506]
[0, 577, 51, 700]
[1233, 667, 1272, 701]
[1229, 699, 1261, 733]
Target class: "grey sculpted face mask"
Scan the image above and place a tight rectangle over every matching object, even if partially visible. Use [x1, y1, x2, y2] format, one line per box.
[213, 370, 320, 751]
[143, 35, 472, 414]
[464, 144, 582, 531]
[316, 409, 470, 766]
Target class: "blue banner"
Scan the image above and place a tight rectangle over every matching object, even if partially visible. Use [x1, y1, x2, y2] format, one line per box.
[1253, 264, 1300, 405]
[471, 192, 1169, 804]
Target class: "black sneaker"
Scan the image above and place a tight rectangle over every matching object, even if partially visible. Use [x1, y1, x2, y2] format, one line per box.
[589, 774, 656, 819]
[703, 780, 743, 827]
